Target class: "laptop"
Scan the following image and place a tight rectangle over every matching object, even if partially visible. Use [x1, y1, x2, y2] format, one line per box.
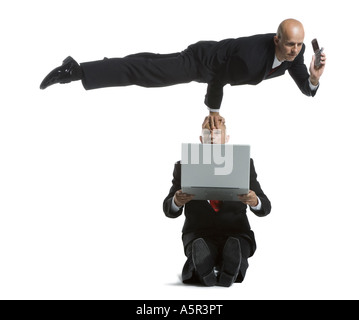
[181, 143, 250, 201]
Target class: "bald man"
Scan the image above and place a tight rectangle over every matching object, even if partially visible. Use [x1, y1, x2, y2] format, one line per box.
[40, 19, 325, 120]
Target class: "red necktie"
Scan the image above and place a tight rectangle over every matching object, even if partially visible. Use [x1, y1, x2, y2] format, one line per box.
[267, 65, 280, 77]
[210, 200, 223, 212]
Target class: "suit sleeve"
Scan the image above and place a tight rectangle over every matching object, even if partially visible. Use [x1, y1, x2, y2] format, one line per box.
[163, 161, 184, 218]
[204, 81, 225, 110]
[249, 159, 271, 217]
[288, 44, 318, 97]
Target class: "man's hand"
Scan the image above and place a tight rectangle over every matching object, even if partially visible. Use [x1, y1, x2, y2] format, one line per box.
[174, 190, 194, 207]
[207, 112, 224, 129]
[238, 190, 258, 207]
[309, 51, 326, 86]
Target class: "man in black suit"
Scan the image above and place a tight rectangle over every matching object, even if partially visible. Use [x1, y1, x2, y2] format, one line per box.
[163, 116, 271, 286]
[40, 19, 326, 124]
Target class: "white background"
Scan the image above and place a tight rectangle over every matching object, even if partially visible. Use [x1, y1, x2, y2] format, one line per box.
[1, 0, 358, 300]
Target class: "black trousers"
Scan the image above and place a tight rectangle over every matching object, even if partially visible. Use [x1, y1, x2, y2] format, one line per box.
[182, 235, 252, 284]
[80, 49, 206, 90]
[79, 41, 228, 108]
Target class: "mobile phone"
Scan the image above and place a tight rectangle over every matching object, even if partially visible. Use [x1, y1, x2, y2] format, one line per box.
[311, 38, 323, 67]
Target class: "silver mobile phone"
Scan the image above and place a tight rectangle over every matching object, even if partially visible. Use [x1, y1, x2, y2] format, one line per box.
[312, 38, 323, 67]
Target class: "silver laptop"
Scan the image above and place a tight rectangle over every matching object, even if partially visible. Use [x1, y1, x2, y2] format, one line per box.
[181, 143, 250, 201]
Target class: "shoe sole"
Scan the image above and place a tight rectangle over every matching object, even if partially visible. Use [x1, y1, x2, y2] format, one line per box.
[218, 237, 242, 287]
[192, 238, 216, 286]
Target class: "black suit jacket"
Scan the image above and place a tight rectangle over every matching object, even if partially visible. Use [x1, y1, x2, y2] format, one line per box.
[187, 33, 318, 109]
[163, 158, 271, 256]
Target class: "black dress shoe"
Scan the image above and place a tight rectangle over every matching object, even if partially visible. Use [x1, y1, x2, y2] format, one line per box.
[218, 237, 242, 287]
[192, 238, 217, 286]
[40, 56, 82, 89]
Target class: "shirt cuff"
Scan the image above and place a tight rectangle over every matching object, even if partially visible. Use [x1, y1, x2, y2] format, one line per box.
[171, 197, 182, 212]
[250, 197, 262, 211]
[207, 107, 220, 113]
[308, 78, 319, 91]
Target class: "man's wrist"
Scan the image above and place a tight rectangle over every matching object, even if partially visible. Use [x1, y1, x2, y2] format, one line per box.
[250, 197, 262, 211]
[173, 196, 182, 208]
[309, 76, 319, 87]
[171, 197, 182, 211]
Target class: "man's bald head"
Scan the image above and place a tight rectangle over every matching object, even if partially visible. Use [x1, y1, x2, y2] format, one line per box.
[274, 19, 305, 62]
[277, 19, 305, 40]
